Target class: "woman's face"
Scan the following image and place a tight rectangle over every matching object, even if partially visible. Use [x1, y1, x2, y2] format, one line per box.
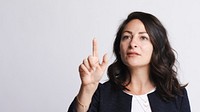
[120, 19, 153, 69]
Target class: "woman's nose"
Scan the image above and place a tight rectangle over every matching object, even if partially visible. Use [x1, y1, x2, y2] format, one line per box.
[129, 37, 138, 48]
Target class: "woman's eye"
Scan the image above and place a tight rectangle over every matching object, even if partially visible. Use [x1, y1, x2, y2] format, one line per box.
[122, 35, 132, 40]
[140, 36, 148, 40]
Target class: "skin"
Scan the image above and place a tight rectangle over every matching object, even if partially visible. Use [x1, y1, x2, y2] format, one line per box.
[120, 19, 153, 69]
[120, 19, 155, 95]
[76, 19, 155, 111]
[76, 39, 108, 112]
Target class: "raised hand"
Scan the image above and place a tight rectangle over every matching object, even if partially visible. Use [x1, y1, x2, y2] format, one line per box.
[79, 39, 108, 86]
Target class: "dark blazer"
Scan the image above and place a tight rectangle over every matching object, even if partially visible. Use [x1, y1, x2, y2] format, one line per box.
[68, 81, 191, 112]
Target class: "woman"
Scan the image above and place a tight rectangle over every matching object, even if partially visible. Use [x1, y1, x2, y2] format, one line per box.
[68, 11, 191, 112]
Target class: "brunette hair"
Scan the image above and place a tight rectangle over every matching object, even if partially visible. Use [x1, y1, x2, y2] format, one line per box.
[107, 11, 186, 101]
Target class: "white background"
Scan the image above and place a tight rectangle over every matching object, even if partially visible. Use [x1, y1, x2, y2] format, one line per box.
[0, 0, 199, 112]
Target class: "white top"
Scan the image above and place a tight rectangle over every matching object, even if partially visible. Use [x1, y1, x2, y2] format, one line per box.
[124, 88, 156, 112]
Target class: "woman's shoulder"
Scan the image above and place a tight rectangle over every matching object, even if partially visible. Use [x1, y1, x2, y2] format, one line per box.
[97, 81, 122, 93]
[181, 87, 188, 94]
[98, 81, 113, 90]
[179, 87, 189, 99]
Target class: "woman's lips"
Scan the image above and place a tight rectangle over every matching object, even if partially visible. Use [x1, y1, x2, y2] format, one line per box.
[127, 52, 140, 56]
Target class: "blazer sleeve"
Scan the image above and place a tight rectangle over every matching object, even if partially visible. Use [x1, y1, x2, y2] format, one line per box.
[179, 88, 191, 112]
[87, 84, 101, 112]
[67, 97, 78, 112]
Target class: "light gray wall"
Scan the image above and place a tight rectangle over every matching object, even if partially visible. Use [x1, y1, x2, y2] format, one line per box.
[0, 0, 199, 112]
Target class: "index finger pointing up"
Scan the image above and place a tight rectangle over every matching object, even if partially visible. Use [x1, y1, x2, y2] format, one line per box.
[92, 38, 98, 57]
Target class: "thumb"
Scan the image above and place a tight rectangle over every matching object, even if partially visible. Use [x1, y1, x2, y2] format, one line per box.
[100, 53, 108, 70]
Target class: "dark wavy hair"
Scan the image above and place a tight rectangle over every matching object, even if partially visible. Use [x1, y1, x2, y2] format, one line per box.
[107, 11, 186, 101]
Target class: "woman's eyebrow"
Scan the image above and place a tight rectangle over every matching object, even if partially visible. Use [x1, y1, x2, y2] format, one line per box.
[123, 31, 148, 36]
[123, 30, 132, 34]
[138, 32, 148, 34]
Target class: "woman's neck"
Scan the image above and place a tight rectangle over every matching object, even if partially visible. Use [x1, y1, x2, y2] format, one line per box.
[126, 66, 155, 95]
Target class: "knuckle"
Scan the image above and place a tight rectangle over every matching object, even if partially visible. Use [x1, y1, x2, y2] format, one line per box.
[79, 64, 84, 68]
[88, 55, 93, 60]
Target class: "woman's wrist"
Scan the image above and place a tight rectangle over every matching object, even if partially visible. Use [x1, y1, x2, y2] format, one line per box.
[80, 82, 99, 94]
[76, 96, 88, 112]
[76, 83, 98, 107]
